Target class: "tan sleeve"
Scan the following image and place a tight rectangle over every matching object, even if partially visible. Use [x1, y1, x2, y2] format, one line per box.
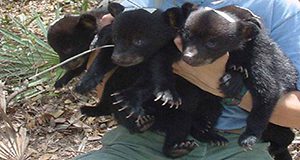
[173, 53, 300, 129]
[172, 53, 229, 97]
[87, 49, 117, 98]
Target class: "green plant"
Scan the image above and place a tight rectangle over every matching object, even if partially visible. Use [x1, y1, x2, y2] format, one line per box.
[0, 13, 64, 98]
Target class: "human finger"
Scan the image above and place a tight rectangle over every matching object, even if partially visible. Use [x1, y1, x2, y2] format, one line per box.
[100, 14, 114, 27]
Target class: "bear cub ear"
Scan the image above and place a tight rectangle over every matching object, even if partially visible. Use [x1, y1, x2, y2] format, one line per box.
[237, 17, 261, 42]
[163, 2, 198, 29]
[78, 14, 97, 30]
[108, 2, 125, 17]
[181, 2, 199, 18]
[245, 17, 262, 29]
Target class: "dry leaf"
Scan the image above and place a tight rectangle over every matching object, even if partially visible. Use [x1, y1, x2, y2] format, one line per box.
[64, 99, 72, 104]
[54, 118, 66, 124]
[47, 148, 59, 153]
[49, 110, 64, 118]
[72, 121, 92, 131]
[38, 154, 52, 160]
[87, 136, 101, 141]
[77, 137, 87, 152]
[54, 124, 70, 131]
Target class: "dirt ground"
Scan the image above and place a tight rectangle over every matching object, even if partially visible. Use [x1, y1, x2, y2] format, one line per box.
[0, 0, 299, 159]
[0, 0, 116, 159]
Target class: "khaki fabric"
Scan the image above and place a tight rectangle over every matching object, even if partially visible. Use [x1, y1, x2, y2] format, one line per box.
[87, 49, 117, 98]
[172, 53, 229, 97]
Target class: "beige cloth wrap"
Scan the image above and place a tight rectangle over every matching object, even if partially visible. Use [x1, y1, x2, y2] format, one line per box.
[89, 50, 300, 129]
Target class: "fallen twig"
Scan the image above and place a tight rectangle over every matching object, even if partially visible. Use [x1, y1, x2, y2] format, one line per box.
[6, 80, 29, 105]
[0, 81, 15, 132]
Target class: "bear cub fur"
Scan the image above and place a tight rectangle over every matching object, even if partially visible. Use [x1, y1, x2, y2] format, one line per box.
[47, 6, 110, 89]
[181, 6, 296, 159]
[79, 2, 229, 158]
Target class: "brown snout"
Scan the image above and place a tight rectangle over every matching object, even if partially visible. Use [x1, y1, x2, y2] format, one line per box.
[182, 46, 198, 66]
[111, 53, 144, 67]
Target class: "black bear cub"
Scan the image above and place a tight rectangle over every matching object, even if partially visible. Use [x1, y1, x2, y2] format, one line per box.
[47, 7, 109, 89]
[93, 67, 227, 158]
[181, 6, 296, 159]
[79, 2, 231, 158]
[78, 3, 193, 117]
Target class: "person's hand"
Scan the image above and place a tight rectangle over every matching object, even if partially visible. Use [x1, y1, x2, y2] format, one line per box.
[174, 36, 183, 52]
[100, 14, 114, 27]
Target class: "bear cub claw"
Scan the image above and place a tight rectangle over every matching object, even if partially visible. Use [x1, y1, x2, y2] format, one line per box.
[219, 71, 245, 98]
[112, 91, 145, 118]
[209, 134, 229, 146]
[239, 134, 258, 151]
[135, 115, 155, 132]
[154, 89, 182, 109]
[229, 65, 249, 79]
[164, 140, 198, 158]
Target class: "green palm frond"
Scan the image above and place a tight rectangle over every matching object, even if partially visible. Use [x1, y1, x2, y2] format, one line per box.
[0, 13, 64, 98]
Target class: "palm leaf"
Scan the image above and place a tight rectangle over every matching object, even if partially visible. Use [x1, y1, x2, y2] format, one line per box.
[0, 13, 63, 100]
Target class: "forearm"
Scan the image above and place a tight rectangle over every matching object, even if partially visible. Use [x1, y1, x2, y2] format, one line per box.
[173, 56, 300, 129]
[240, 91, 300, 129]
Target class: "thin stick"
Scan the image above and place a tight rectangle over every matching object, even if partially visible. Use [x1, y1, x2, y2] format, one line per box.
[28, 45, 114, 80]
[0, 81, 6, 112]
[0, 81, 16, 133]
[6, 80, 29, 104]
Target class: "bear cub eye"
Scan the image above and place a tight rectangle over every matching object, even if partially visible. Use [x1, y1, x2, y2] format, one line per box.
[132, 39, 145, 47]
[205, 39, 217, 48]
[181, 28, 190, 41]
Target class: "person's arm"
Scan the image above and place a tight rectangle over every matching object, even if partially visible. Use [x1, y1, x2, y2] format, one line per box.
[239, 91, 300, 128]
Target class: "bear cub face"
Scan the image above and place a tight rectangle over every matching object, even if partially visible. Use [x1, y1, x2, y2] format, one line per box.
[182, 8, 260, 66]
[111, 9, 175, 67]
[47, 14, 98, 70]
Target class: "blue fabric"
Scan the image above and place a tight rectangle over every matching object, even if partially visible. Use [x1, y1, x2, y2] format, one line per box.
[120, 0, 300, 129]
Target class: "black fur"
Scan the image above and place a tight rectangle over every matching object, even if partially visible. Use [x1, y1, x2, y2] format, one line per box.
[109, 8, 182, 115]
[262, 124, 294, 160]
[79, 3, 230, 158]
[82, 65, 226, 158]
[48, 4, 295, 159]
[75, 24, 116, 94]
[181, 5, 296, 158]
[78, 3, 187, 116]
[47, 7, 108, 89]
